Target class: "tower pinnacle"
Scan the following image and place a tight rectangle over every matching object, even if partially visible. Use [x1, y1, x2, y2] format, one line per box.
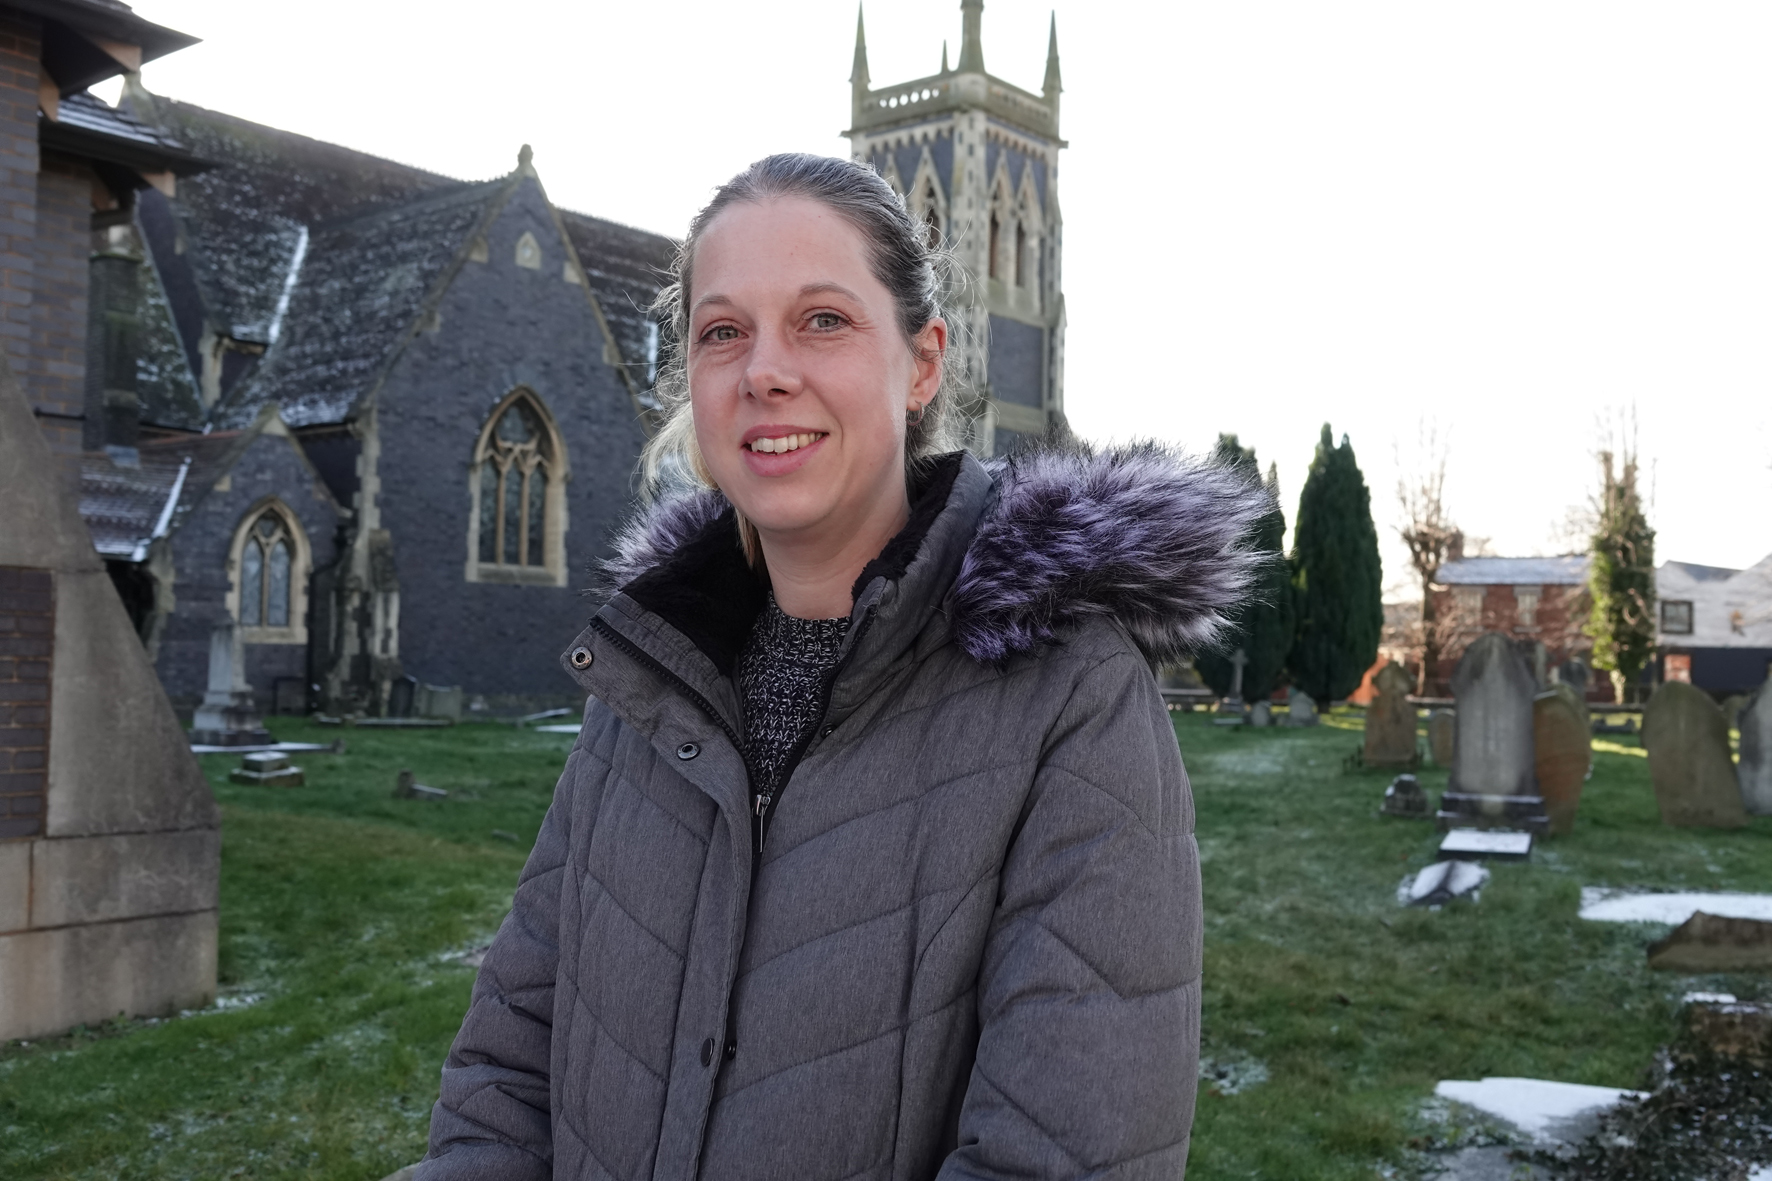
[941, 40, 949, 74]
[958, 0, 984, 74]
[1043, 12, 1062, 96]
[850, 4, 870, 89]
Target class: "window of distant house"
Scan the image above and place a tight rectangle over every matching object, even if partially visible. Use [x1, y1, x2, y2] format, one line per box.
[467, 389, 568, 586]
[1454, 586, 1483, 622]
[1660, 600, 1694, 635]
[1515, 586, 1540, 629]
[231, 502, 309, 643]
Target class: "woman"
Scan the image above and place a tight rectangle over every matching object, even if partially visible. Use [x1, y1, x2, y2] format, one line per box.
[421, 154, 1266, 1181]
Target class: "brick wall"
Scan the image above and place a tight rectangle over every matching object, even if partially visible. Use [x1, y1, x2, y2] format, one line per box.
[0, 565, 51, 839]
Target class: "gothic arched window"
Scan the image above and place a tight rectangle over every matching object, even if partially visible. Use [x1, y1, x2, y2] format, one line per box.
[467, 389, 569, 586]
[988, 214, 1001, 280]
[230, 501, 310, 643]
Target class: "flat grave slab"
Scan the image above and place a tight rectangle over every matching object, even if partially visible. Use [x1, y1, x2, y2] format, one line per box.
[1439, 829, 1532, 861]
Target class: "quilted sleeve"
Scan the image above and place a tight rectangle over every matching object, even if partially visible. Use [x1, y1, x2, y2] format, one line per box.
[939, 647, 1203, 1179]
[416, 747, 582, 1181]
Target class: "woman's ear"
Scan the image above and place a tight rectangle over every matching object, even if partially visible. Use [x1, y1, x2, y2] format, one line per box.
[908, 317, 947, 412]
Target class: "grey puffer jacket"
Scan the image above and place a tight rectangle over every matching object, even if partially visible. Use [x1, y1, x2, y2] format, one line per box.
[420, 447, 1267, 1181]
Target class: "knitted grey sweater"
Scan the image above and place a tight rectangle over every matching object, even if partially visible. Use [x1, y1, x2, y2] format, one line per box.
[736, 595, 849, 798]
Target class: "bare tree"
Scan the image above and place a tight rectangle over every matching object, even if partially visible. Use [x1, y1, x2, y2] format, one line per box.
[1396, 424, 1461, 694]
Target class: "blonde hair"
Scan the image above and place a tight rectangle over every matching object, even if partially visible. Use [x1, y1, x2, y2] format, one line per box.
[641, 154, 970, 562]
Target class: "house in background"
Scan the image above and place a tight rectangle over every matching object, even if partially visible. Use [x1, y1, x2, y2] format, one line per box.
[77, 83, 675, 716]
[1656, 555, 1772, 694]
[1427, 554, 1594, 695]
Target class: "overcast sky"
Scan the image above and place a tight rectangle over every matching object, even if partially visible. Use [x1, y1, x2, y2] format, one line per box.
[115, 1, 1772, 595]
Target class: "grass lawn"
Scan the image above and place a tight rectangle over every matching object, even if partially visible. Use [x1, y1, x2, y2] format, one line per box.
[2, 709, 1767, 1179]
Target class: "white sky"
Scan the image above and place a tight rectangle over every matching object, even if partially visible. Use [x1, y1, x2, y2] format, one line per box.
[116, 0, 1772, 596]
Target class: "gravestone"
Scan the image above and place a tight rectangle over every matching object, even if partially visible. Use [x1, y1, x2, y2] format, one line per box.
[1284, 687, 1318, 727]
[1533, 686, 1591, 837]
[1249, 700, 1272, 727]
[1641, 681, 1748, 828]
[1427, 709, 1455, 767]
[188, 620, 271, 747]
[1362, 662, 1418, 769]
[1735, 680, 1772, 814]
[1381, 774, 1429, 818]
[415, 683, 464, 722]
[1439, 632, 1548, 835]
[1648, 912, 1772, 972]
[228, 751, 303, 787]
[1216, 647, 1249, 717]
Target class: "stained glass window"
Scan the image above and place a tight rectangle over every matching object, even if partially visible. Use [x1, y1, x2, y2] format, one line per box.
[268, 539, 291, 627]
[241, 541, 263, 626]
[238, 508, 298, 630]
[474, 393, 556, 572]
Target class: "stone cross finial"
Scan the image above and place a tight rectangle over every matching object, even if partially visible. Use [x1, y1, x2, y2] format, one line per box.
[517, 144, 535, 176]
[1229, 647, 1249, 701]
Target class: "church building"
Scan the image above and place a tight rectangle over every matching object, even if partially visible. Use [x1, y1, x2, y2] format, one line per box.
[77, 83, 674, 716]
[846, 0, 1068, 455]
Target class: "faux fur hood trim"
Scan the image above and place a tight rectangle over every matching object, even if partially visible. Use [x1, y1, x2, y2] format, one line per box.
[601, 443, 1271, 666]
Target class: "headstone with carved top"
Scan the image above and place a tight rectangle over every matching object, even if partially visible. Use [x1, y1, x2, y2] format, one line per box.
[1534, 685, 1591, 836]
[1741, 680, 1772, 815]
[1362, 662, 1418, 769]
[1642, 681, 1746, 828]
[1437, 632, 1549, 835]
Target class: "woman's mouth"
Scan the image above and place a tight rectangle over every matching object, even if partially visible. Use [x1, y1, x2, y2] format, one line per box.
[745, 431, 827, 454]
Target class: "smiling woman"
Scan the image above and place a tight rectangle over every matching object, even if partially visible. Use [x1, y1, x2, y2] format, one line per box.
[419, 154, 1271, 1181]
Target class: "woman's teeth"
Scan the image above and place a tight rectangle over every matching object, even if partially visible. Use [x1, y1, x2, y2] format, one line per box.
[748, 432, 824, 454]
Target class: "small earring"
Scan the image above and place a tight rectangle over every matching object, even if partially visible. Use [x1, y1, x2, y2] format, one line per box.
[906, 402, 926, 426]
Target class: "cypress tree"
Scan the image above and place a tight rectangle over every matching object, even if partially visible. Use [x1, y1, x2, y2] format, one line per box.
[1289, 423, 1384, 702]
[1196, 437, 1294, 701]
[1585, 448, 1656, 704]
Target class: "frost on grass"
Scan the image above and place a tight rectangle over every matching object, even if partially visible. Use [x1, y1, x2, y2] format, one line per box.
[1199, 1051, 1269, 1096]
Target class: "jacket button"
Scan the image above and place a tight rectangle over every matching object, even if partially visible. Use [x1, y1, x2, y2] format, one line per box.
[699, 1037, 714, 1067]
[723, 1039, 737, 1061]
[677, 742, 700, 760]
[569, 646, 593, 670]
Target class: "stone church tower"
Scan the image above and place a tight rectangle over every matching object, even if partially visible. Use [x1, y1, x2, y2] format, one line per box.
[845, 1, 1066, 455]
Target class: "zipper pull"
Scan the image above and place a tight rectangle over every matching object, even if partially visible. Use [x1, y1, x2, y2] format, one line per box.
[754, 792, 768, 817]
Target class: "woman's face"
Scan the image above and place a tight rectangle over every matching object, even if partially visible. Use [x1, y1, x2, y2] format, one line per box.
[687, 196, 944, 542]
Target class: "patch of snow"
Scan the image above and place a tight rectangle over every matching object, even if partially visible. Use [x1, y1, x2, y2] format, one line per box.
[533, 724, 582, 734]
[1400, 861, 1492, 907]
[1579, 888, 1772, 925]
[1434, 1077, 1644, 1145]
[1747, 1167, 1772, 1181]
[1682, 991, 1738, 1005]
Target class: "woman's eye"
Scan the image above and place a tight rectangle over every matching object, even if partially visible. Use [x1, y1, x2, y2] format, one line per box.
[810, 312, 845, 331]
[701, 324, 740, 343]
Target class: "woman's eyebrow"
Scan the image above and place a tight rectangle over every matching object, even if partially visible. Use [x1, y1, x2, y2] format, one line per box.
[691, 293, 734, 315]
[800, 282, 862, 302]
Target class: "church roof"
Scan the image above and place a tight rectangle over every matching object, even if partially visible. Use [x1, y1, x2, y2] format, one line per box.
[214, 178, 509, 428]
[78, 431, 239, 557]
[559, 209, 676, 398]
[136, 95, 463, 348]
[125, 92, 677, 429]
